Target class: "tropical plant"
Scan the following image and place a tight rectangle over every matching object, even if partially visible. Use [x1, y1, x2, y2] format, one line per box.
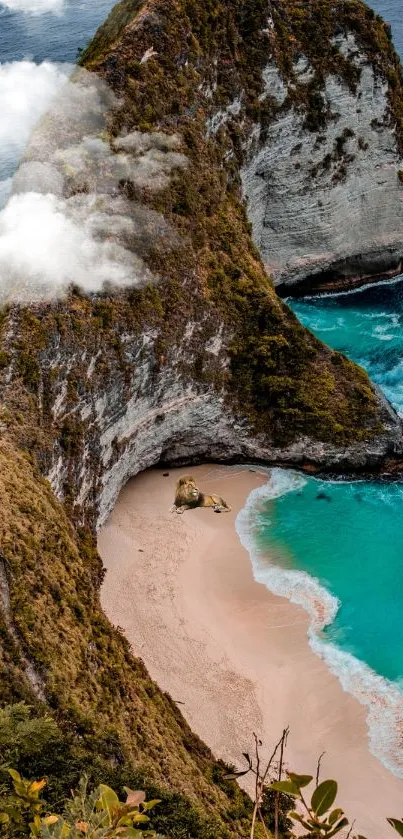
[270, 773, 364, 838]
[389, 817, 403, 837]
[227, 732, 368, 839]
[0, 770, 163, 839]
[224, 729, 293, 838]
[0, 769, 46, 838]
[3, 750, 403, 839]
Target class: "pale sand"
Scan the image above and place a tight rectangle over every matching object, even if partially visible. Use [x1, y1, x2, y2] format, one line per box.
[98, 464, 403, 838]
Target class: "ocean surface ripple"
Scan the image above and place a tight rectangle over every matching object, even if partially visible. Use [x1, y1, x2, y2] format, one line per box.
[0, 0, 403, 784]
[236, 470, 403, 779]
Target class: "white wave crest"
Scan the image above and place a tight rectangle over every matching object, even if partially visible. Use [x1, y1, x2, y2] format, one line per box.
[236, 469, 339, 632]
[285, 272, 403, 302]
[311, 635, 403, 778]
[0, 0, 64, 14]
[236, 467, 403, 779]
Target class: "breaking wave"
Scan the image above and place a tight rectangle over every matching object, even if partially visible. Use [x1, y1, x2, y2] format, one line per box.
[0, 0, 64, 15]
[235, 468, 403, 779]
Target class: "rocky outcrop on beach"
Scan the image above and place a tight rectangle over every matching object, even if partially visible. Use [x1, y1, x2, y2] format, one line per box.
[0, 1, 403, 836]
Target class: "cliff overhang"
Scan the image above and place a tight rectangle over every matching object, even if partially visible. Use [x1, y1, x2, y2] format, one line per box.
[0, 1, 403, 835]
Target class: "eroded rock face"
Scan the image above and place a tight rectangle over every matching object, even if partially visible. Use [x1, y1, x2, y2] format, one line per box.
[24, 317, 402, 529]
[1, 1, 402, 532]
[1, 3, 403, 829]
[241, 36, 403, 291]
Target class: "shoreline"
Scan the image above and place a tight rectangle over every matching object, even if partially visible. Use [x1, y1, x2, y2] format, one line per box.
[98, 464, 403, 838]
[236, 469, 403, 783]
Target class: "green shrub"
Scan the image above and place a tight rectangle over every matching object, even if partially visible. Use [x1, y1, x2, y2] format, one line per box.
[0, 771, 163, 838]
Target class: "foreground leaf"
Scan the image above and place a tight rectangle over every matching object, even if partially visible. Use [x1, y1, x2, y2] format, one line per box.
[311, 779, 338, 816]
[98, 784, 119, 812]
[124, 789, 146, 807]
[388, 818, 403, 837]
[270, 780, 299, 797]
[288, 772, 313, 789]
[327, 817, 349, 837]
[328, 808, 344, 825]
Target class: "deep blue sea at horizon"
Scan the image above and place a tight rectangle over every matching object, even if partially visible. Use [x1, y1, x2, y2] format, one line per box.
[0, 0, 114, 63]
[0, 0, 115, 204]
[0, 0, 403, 778]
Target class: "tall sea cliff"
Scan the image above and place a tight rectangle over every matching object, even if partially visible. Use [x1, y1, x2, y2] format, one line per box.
[1, 1, 403, 836]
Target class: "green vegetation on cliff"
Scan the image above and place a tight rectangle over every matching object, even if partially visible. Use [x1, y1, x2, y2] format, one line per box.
[79, 0, 403, 445]
[0, 1, 402, 838]
[0, 440, 252, 838]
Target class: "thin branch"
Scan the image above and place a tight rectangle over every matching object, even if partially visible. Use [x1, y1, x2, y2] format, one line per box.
[250, 734, 261, 839]
[250, 800, 259, 839]
[257, 806, 272, 839]
[254, 733, 261, 808]
[298, 787, 312, 818]
[278, 728, 288, 780]
[274, 726, 289, 839]
[315, 751, 326, 787]
[262, 726, 289, 786]
[346, 819, 356, 839]
[249, 728, 290, 839]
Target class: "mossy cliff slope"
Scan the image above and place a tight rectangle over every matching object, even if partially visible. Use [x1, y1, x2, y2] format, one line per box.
[0, 438, 253, 838]
[0, 1, 402, 837]
[83, 0, 403, 293]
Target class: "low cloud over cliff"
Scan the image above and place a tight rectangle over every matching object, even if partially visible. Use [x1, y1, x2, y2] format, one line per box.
[0, 192, 155, 300]
[0, 69, 187, 303]
[0, 60, 69, 198]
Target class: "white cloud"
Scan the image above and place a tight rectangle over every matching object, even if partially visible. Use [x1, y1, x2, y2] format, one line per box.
[0, 60, 70, 165]
[0, 192, 153, 303]
[0, 70, 187, 303]
[0, 0, 64, 15]
[0, 179, 12, 208]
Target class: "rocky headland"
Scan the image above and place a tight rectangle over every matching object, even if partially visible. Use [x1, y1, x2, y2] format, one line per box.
[1, 1, 403, 836]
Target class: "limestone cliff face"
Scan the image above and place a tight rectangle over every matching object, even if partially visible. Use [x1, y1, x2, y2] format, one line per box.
[242, 33, 403, 291]
[242, 35, 403, 290]
[0, 1, 403, 835]
[2, 0, 402, 533]
[197, 4, 403, 293]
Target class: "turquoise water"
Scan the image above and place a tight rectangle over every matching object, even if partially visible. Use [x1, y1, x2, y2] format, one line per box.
[258, 475, 403, 685]
[236, 467, 403, 777]
[291, 279, 403, 413]
[242, 2, 403, 776]
[1, 0, 403, 776]
[250, 238, 403, 775]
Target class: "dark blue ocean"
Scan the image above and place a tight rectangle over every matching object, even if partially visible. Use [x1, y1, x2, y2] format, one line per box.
[0, 0, 114, 62]
[0, 0, 115, 202]
[1, 0, 403, 779]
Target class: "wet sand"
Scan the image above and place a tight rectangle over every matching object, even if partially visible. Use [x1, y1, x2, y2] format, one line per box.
[98, 464, 403, 838]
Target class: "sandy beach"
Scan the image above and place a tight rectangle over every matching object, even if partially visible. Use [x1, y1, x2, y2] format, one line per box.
[98, 464, 403, 838]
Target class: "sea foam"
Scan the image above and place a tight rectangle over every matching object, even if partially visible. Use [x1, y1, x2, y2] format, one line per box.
[284, 272, 403, 301]
[235, 468, 403, 779]
[0, 0, 64, 15]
